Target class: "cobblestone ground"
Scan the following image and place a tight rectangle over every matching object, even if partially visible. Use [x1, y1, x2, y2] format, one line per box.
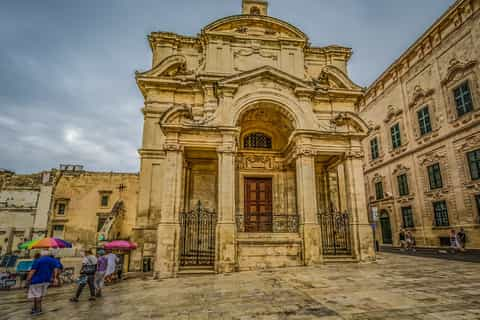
[1, 253, 480, 320]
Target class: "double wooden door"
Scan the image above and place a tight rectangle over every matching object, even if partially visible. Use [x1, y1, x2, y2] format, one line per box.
[244, 178, 273, 232]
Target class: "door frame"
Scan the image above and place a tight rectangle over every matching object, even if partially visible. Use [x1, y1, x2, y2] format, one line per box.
[379, 210, 393, 245]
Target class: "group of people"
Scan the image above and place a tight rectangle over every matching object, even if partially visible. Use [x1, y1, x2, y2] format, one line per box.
[398, 229, 416, 252]
[450, 228, 467, 252]
[26, 248, 120, 316]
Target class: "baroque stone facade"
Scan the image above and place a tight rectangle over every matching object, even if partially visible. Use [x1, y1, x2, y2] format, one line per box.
[132, 0, 375, 277]
[360, 0, 480, 248]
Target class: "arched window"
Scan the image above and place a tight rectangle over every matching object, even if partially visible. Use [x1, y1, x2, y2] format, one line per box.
[244, 132, 272, 149]
[250, 6, 261, 15]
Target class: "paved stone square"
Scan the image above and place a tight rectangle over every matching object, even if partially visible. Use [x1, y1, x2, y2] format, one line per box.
[1, 253, 480, 320]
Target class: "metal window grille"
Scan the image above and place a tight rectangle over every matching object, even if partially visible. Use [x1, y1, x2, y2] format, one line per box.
[244, 132, 272, 149]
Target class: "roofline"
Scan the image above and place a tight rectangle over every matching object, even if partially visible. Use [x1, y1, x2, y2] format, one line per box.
[365, 0, 468, 94]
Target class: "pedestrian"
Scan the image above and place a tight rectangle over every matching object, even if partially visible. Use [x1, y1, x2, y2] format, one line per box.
[405, 231, 412, 251]
[26, 250, 61, 316]
[116, 254, 124, 281]
[70, 250, 97, 302]
[457, 228, 466, 252]
[449, 229, 458, 253]
[105, 250, 117, 283]
[95, 249, 107, 297]
[399, 229, 406, 251]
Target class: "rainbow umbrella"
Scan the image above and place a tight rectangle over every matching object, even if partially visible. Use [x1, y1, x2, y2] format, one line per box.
[18, 239, 39, 250]
[29, 237, 72, 249]
[104, 240, 137, 250]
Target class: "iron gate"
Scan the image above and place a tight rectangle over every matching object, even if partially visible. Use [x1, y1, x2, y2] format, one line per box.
[319, 211, 352, 256]
[179, 202, 217, 266]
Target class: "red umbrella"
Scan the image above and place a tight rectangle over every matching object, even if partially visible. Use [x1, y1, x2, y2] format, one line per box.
[104, 240, 137, 250]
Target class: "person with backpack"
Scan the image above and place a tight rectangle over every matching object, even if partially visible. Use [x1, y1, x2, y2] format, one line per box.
[70, 249, 97, 302]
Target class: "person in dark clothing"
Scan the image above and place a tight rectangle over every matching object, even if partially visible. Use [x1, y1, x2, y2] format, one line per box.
[399, 229, 406, 251]
[457, 228, 466, 252]
[70, 250, 97, 302]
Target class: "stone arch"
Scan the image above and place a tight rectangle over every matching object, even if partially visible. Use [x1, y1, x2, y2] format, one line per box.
[230, 90, 309, 129]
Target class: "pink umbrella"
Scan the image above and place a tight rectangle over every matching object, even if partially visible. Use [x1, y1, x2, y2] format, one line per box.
[104, 240, 137, 250]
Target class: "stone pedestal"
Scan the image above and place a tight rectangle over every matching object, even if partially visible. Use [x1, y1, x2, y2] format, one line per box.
[216, 223, 236, 273]
[155, 223, 180, 279]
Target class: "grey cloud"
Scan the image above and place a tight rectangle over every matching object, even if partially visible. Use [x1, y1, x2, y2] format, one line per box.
[0, 0, 454, 173]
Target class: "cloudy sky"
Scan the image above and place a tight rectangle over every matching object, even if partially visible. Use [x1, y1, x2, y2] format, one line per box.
[0, 0, 455, 173]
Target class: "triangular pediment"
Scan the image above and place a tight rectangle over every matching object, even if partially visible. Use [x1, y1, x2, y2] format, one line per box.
[219, 66, 312, 90]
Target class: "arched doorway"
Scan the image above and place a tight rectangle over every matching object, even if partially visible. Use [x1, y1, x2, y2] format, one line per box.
[379, 210, 393, 244]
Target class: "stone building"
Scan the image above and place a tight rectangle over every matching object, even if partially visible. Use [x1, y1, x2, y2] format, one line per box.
[132, 0, 375, 277]
[49, 166, 138, 250]
[360, 0, 480, 248]
[0, 169, 55, 254]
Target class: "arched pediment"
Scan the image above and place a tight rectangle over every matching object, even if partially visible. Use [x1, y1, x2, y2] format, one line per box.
[317, 66, 362, 90]
[136, 55, 188, 78]
[331, 112, 369, 135]
[441, 58, 478, 86]
[202, 15, 308, 41]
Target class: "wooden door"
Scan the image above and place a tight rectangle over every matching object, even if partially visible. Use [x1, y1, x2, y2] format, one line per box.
[244, 178, 273, 232]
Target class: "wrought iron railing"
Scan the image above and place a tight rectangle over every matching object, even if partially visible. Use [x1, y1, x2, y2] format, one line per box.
[179, 202, 217, 266]
[236, 214, 299, 233]
[318, 211, 352, 256]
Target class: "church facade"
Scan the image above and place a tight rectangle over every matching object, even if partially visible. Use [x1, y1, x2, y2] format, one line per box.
[132, 0, 375, 277]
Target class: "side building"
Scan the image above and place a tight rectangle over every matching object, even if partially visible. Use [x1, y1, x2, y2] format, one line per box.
[48, 166, 139, 251]
[360, 0, 480, 248]
[0, 169, 56, 254]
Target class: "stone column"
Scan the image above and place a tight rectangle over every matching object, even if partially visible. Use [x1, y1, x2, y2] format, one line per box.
[216, 143, 236, 273]
[155, 145, 184, 278]
[344, 152, 375, 262]
[295, 149, 322, 265]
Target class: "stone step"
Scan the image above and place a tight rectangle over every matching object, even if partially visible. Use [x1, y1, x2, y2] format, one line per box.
[177, 267, 216, 277]
[323, 255, 357, 263]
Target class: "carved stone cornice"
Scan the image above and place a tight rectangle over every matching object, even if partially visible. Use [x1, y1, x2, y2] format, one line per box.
[345, 150, 365, 160]
[441, 59, 478, 86]
[163, 144, 184, 152]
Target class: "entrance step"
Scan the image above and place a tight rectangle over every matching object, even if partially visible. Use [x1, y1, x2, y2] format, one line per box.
[177, 266, 216, 277]
[323, 255, 358, 263]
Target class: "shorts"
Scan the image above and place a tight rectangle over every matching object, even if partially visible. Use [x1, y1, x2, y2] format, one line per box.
[28, 283, 49, 299]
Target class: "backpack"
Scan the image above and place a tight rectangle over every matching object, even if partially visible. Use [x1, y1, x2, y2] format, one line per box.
[80, 256, 97, 275]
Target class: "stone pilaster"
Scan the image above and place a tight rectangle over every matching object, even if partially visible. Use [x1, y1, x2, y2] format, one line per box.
[216, 143, 237, 273]
[295, 148, 322, 265]
[155, 145, 184, 279]
[344, 152, 376, 262]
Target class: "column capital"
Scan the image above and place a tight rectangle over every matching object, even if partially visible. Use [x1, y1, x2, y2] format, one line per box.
[345, 150, 365, 160]
[294, 145, 316, 159]
[163, 143, 184, 152]
[217, 144, 237, 155]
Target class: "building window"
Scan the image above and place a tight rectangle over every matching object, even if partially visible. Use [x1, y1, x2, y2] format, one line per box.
[417, 106, 432, 135]
[57, 203, 66, 215]
[467, 149, 480, 180]
[101, 195, 109, 207]
[370, 137, 380, 160]
[433, 201, 449, 227]
[375, 181, 384, 200]
[454, 81, 473, 117]
[397, 174, 409, 197]
[401, 206, 414, 228]
[52, 225, 64, 238]
[391, 123, 402, 149]
[97, 217, 107, 232]
[427, 163, 443, 190]
[244, 132, 272, 149]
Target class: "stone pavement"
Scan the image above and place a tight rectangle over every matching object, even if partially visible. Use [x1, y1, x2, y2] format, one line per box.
[1, 253, 480, 320]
